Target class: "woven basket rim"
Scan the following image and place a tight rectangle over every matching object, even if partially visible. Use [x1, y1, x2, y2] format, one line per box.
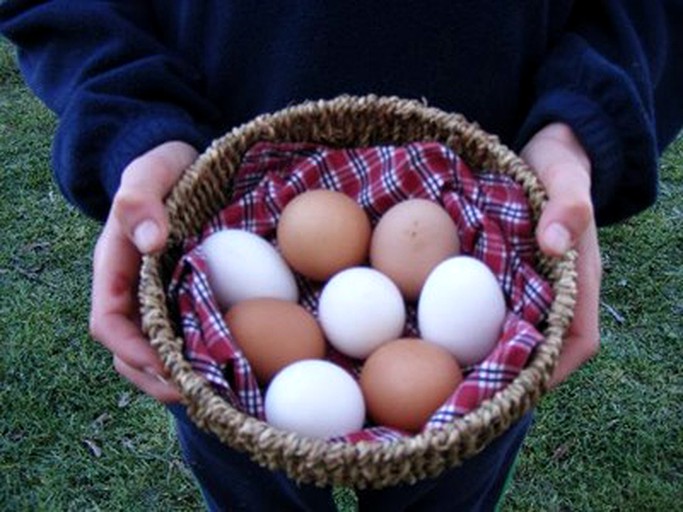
[139, 94, 577, 489]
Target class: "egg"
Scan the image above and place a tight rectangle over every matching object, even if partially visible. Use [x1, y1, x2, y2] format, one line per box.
[201, 229, 298, 311]
[264, 360, 366, 439]
[318, 267, 406, 359]
[370, 198, 460, 300]
[277, 189, 372, 281]
[224, 298, 326, 385]
[360, 338, 462, 432]
[418, 256, 507, 366]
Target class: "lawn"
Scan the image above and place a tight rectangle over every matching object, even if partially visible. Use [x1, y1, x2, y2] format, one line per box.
[1, 39, 681, 511]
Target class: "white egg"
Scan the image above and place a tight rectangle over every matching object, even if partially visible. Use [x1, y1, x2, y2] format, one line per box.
[417, 256, 506, 366]
[264, 360, 366, 439]
[201, 229, 298, 310]
[318, 267, 405, 359]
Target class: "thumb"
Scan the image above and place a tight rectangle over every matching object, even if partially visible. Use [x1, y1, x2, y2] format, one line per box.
[535, 160, 593, 256]
[112, 190, 168, 255]
[520, 123, 593, 256]
[112, 141, 198, 254]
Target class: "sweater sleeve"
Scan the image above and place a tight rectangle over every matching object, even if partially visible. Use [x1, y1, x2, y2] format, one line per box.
[516, 0, 683, 226]
[0, 1, 219, 221]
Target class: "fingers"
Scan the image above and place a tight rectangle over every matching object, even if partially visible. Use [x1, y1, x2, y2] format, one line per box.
[114, 355, 183, 404]
[113, 141, 198, 254]
[90, 220, 165, 373]
[548, 332, 599, 388]
[548, 221, 602, 388]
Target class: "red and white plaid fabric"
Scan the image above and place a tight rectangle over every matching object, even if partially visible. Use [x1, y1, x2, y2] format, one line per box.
[168, 141, 554, 442]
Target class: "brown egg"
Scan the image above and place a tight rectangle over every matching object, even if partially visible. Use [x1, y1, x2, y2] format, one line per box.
[224, 298, 326, 385]
[359, 337, 462, 432]
[370, 198, 460, 301]
[277, 189, 371, 281]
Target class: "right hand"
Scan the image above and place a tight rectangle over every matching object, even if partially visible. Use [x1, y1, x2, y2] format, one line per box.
[89, 141, 199, 402]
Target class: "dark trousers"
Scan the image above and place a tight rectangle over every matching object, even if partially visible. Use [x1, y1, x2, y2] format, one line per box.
[168, 404, 532, 511]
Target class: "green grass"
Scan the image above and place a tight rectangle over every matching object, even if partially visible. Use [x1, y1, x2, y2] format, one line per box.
[1, 39, 681, 511]
[0, 42, 201, 510]
[502, 138, 682, 511]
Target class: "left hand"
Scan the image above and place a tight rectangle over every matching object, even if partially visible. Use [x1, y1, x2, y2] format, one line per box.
[520, 123, 602, 388]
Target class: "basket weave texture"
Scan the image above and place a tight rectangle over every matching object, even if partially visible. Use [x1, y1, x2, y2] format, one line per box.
[139, 95, 577, 489]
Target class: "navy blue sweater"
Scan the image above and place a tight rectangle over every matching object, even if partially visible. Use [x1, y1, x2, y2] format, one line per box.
[2, 1, 682, 225]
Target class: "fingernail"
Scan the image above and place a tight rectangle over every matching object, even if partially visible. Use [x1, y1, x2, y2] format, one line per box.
[143, 366, 170, 385]
[133, 220, 160, 253]
[543, 223, 571, 254]
[154, 373, 171, 386]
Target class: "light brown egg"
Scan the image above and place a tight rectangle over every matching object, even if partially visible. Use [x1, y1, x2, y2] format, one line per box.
[359, 337, 462, 432]
[370, 198, 460, 301]
[224, 298, 326, 385]
[277, 189, 371, 281]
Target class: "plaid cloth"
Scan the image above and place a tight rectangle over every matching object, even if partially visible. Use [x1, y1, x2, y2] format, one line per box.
[168, 141, 554, 442]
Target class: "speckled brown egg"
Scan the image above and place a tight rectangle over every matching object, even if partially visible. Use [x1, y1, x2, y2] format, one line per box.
[359, 337, 462, 432]
[370, 198, 460, 301]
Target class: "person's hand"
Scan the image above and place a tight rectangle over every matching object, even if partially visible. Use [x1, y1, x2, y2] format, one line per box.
[89, 141, 199, 402]
[520, 123, 602, 388]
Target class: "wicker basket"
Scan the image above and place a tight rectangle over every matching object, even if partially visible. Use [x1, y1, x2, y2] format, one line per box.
[138, 95, 577, 489]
